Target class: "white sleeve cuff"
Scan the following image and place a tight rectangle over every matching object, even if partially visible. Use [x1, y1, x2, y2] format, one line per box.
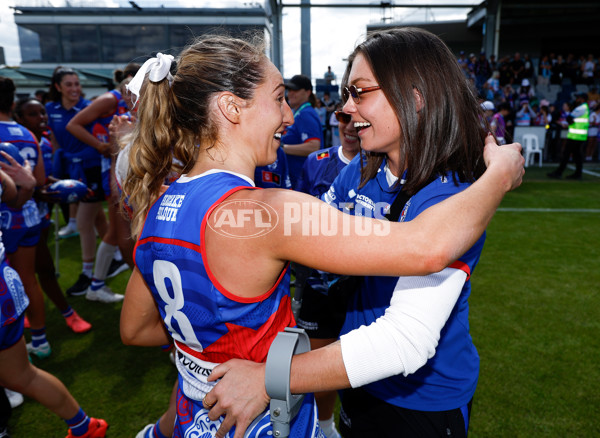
[340, 267, 467, 388]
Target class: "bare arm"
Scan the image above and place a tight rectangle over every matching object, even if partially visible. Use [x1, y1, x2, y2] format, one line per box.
[32, 141, 46, 186]
[204, 137, 523, 438]
[281, 139, 320, 157]
[273, 137, 523, 277]
[120, 267, 170, 346]
[66, 93, 117, 157]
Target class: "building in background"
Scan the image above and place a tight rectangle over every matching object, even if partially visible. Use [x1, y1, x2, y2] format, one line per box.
[2, 3, 271, 97]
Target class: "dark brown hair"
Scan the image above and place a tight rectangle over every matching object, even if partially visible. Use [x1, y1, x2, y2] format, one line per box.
[0, 77, 16, 113]
[48, 67, 78, 102]
[342, 27, 487, 195]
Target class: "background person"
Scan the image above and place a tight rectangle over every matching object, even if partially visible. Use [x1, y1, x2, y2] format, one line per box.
[45, 68, 109, 296]
[548, 92, 590, 179]
[280, 74, 324, 188]
[0, 163, 108, 438]
[0, 77, 51, 358]
[66, 66, 141, 303]
[294, 109, 360, 438]
[14, 97, 92, 334]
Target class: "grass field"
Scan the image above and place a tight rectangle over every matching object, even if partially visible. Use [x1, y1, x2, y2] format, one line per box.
[7, 164, 600, 437]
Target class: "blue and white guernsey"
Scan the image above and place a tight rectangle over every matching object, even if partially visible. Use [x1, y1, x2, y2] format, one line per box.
[135, 170, 322, 438]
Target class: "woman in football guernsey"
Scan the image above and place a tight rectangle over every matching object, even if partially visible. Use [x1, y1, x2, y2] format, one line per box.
[0, 77, 55, 359]
[119, 35, 524, 438]
[66, 65, 140, 304]
[0, 164, 107, 438]
[46, 67, 109, 298]
[13, 97, 93, 335]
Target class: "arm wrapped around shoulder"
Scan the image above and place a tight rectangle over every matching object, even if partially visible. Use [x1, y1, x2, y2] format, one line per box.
[340, 267, 467, 388]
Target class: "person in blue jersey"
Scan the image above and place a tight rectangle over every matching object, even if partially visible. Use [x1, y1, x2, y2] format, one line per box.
[14, 97, 92, 335]
[280, 74, 324, 188]
[118, 34, 524, 438]
[0, 162, 108, 438]
[202, 28, 525, 438]
[0, 78, 55, 359]
[296, 110, 359, 197]
[254, 146, 292, 189]
[295, 109, 360, 438]
[46, 67, 109, 297]
[67, 66, 140, 304]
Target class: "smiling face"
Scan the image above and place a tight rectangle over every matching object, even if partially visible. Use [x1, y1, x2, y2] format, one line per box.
[56, 73, 82, 107]
[242, 61, 294, 166]
[337, 112, 360, 157]
[342, 53, 401, 159]
[18, 99, 48, 139]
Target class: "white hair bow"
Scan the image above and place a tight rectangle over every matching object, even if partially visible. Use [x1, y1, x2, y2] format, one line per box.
[127, 52, 175, 108]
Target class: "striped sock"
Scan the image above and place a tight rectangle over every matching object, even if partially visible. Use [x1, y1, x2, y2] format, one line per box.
[153, 419, 168, 438]
[90, 278, 105, 292]
[30, 327, 47, 348]
[65, 407, 90, 437]
[62, 306, 74, 318]
[114, 248, 123, 262]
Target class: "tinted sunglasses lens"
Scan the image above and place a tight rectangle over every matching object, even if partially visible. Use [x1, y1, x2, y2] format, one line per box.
[335, 111, 351, 124]
[342, 87, 350, 103]
[349, 85, 359, 100]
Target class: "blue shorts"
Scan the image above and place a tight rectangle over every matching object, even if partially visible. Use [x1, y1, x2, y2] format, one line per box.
[0, 313, 24, 351]
[2, 223, 42, 254]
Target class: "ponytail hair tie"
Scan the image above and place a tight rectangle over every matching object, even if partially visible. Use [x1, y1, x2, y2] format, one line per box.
[127, 52, 175, 108]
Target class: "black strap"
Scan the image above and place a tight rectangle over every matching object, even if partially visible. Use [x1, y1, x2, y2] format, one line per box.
[384, 189, 411, 222]
[385, 175, 437, 222]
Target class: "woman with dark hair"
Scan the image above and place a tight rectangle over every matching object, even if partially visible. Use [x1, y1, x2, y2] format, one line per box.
[13, 97, 92, 334]
[119, 33, 524, 438]
[45, 68, 109, 298]
[204, 28, 524, 438]
[66, 66, 140, 303]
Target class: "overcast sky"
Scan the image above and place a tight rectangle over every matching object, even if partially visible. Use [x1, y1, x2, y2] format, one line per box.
[0, 1, 477, 82]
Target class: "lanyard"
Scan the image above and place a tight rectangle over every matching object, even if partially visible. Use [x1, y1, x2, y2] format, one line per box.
[293, 102, 311, 118]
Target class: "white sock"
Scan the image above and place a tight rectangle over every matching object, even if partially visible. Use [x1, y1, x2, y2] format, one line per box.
[114, 248, 123, 262]
[320, 415, 340, 438]
[82, 262, 94, 278]
[93, 241, 117, 280]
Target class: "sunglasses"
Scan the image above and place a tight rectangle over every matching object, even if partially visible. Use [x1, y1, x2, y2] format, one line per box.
[334, 111, 351, 124]
[342, 84, 381, 104]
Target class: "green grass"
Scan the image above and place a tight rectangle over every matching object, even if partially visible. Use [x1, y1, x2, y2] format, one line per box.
[8, 164, 600, 437]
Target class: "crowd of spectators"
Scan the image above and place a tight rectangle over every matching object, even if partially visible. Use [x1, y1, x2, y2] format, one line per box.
[461, 50, 600, 161]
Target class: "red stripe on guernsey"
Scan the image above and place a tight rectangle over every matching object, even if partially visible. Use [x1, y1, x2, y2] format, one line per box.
[304, 137, 320, 143]
[137, 236, 202, 253]
[201, 186, 290, 304]
[449, 260, 471, 280]
[176, 294, 295, 363]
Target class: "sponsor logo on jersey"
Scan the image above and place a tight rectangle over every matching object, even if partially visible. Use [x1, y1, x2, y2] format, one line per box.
[261, 170, 281, 186]
[316, 151, 330, 160]
[356, 194, 375, 211]
[178, 351, 212, 378]
[156, 194, 186, 222]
